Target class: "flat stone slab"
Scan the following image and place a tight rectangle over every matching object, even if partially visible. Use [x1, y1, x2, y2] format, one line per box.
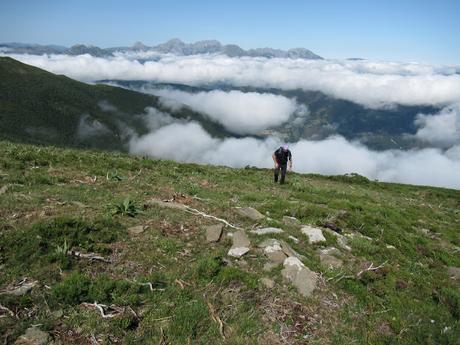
[282, 257, 317, 297]
[228, 230, 250, 258]
[204, 224, 223, 242]
[250, 227, 284, 235]
[15, 327, 50, 345]
[128, 225, 146, 235]
[301, 225, 326, 244]
[283, 216, 301, 227]
[234, 207, 265, 221]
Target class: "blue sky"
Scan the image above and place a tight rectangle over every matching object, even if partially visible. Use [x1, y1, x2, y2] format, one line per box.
[1, 0, 459, 64]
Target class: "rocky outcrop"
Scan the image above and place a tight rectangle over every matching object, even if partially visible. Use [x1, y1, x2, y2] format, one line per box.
[281, 257, 318, 297]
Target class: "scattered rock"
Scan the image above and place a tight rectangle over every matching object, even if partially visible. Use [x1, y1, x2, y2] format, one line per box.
[447, 267, 460, 285]
[263, 239, 287, 264]
[234, 207, 265, 221]
[318, 247, 343, 269]
[250, 227, 284, 235]
[128, 225, 146, 236]
[204, 224, 223, 242]
[418, 228, 431, 236]
[260, 277, 275, 289]
[228, 230, 250, 258]
[283, 216, 301, 227]
[14, 327, 50, 345]
[323, 228, 352, 251]
[0, 185, 8, 195]
[281, 257, 318, 297]
[1, 280, 38, 296]
[288, 235, 300, 244]
[301, 225, 326, 244]
[279, 240, 306, 261]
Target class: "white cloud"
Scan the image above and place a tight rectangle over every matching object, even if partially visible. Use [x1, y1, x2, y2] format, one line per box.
[129, 120, 460, 190]
[415, 104, 460, 148]
[5, 53, 460, 109]
[151, 89, 298, 134]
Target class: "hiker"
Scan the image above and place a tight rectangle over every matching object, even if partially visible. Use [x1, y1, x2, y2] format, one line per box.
[272, 144, 292, 184]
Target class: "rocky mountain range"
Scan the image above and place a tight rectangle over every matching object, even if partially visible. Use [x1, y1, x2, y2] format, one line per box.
[0, 38, 323, 59]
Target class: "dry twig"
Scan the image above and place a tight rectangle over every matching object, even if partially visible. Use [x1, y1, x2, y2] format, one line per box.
[205, 299, 225, 339]
[67, 250, 111, 263]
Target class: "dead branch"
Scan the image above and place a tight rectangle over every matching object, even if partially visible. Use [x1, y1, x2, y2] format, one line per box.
[184, 206, 241, 230]
[205, 299, 225, 339]
[0, 304, 15, 319]
[67, 250, 111, 263]
[356, 261, 388, 278]
[82, 302, 124, 318]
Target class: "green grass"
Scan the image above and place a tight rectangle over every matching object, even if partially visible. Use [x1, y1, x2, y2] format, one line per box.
[0, 140, 459, 344]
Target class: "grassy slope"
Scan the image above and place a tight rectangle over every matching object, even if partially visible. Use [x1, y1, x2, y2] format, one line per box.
[0, 57, 232, 152]
[0, 140, 459, 344]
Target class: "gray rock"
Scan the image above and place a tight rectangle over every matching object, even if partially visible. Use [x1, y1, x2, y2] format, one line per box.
[447, 267, 460, 285]
[279, 240, 307, 261]
[283, 216, 301, 227]
[263, 262, 278, 272]
[263, 240, 287, 264]
[228, 230, 250, 258]
[260, 277, 275, 289]
[250, 227, 284, 235]
[204, 224, 223, 242]
[301, 225, 326, 244]
[2, 280, 38, 296]
[128, 225, 146, 235]
[15, 327, 50, 345]
[318, 248, 343, 269]
[281, 257, 317, 297]
[0, 185, 8, 195]
[234, 207, 265, 221]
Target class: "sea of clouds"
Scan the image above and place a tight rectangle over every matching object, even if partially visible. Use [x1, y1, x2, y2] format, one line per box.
[3, 51, 460, 189]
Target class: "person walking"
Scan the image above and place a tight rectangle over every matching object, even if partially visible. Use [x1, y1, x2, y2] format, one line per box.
[272, 144, 292, 184]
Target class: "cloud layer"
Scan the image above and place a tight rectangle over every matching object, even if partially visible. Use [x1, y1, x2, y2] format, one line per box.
[129, 118, 460, 190]
[415, 103, 460, 148]
[5, 53, 460, 109]
[152, 89, 298, 134]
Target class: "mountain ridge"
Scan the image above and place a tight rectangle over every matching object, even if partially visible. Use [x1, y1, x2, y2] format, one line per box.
[0, 38, 323, 59]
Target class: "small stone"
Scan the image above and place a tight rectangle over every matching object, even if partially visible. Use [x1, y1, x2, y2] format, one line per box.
[323, 228, 351, 251]
[301, 225, 326, 244]
[263, 262, 277, 272]
[204, 224, 223, 242]
[283, 216, 301, 227]
[0, 185, 8, 195]
[281, 257, 317, 297]
[386, 245, 396, 249]
[250, 227, 284, 235]
[234, 207, 265, 221]
[128, 225, 146, 235]
[447, 267, 460, 285]
[318, 247, 343, 269]
[260, 277, 275, 289]
[15, 327, 50, 345]
[228, 230, 251, 258]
